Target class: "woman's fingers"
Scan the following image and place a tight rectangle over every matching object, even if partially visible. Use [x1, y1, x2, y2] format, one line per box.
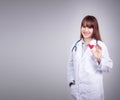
[96, 44, 102, 50]
[91, 44, 102, 60]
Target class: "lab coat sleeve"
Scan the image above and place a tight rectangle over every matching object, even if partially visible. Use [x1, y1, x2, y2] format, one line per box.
[67, 50, 75, 85]
[96, 42, 113, 72]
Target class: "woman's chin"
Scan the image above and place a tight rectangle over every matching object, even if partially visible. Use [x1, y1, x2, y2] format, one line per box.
[83, 36, 91, 39]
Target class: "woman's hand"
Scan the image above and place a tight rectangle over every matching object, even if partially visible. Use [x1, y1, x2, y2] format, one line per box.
[91, 44, 102, 64]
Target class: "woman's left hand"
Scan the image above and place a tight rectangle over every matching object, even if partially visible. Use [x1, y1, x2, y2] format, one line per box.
[91, 44, 102, 63]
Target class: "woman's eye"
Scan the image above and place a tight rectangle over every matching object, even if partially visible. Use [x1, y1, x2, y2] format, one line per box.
[88, 27, 93, 29]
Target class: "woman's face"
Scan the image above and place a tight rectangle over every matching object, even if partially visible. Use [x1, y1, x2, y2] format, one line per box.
[81, 26, 93, 39]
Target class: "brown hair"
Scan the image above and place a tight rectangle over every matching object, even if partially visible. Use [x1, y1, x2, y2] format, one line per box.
[80, 15, 102, 41]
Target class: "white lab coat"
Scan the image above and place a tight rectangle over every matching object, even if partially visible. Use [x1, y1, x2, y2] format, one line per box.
[67, 38, 113, 100]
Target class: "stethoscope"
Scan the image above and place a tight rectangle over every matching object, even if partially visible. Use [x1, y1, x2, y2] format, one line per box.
[72, 38, 98, 52]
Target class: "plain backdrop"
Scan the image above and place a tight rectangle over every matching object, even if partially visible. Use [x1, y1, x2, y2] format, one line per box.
[0, 0, 120, 100]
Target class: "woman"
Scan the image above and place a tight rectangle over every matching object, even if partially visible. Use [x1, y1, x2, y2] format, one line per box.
[67, 15, 113, 100]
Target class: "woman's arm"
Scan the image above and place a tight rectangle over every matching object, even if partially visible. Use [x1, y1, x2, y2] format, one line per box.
[92, 42, 113, 72]
[97, 43, 113, 72]
[67, 51, 75, 86]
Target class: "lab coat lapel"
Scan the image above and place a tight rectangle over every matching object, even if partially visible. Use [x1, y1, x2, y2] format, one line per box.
[81, 39, 96, 60]
[81, 46, 90, 60]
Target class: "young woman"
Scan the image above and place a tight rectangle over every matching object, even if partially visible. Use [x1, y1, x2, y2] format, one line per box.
[67, 15, 113, 100]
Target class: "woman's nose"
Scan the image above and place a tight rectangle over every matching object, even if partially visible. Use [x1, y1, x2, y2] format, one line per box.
[84, 27, 88, 31]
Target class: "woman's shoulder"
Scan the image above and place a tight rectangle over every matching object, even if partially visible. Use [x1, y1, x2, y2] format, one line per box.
[97, 40, 107, 48]
[72, 39, 83, 46]
[70, 39, 83, 52]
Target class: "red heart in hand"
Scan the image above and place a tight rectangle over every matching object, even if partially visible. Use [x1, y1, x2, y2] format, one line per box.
[89, 44, 94, 49]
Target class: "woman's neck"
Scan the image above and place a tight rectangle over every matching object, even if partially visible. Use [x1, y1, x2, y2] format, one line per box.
[84, 38, 92, 45]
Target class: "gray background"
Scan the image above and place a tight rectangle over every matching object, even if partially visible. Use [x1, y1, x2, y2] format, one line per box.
[0, 0, 120, 100]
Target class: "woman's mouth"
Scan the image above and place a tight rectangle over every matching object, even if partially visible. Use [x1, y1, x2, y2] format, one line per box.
[83, 32, 90, 36]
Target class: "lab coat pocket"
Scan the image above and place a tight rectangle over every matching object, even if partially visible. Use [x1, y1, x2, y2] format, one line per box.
[70, 85, 77, 99]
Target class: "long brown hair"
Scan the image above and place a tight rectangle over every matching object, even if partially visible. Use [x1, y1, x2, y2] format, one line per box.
[80, 15, 102, 41]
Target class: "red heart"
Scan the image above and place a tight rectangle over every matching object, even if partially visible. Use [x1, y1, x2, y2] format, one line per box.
[89, 44, 94, 49]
